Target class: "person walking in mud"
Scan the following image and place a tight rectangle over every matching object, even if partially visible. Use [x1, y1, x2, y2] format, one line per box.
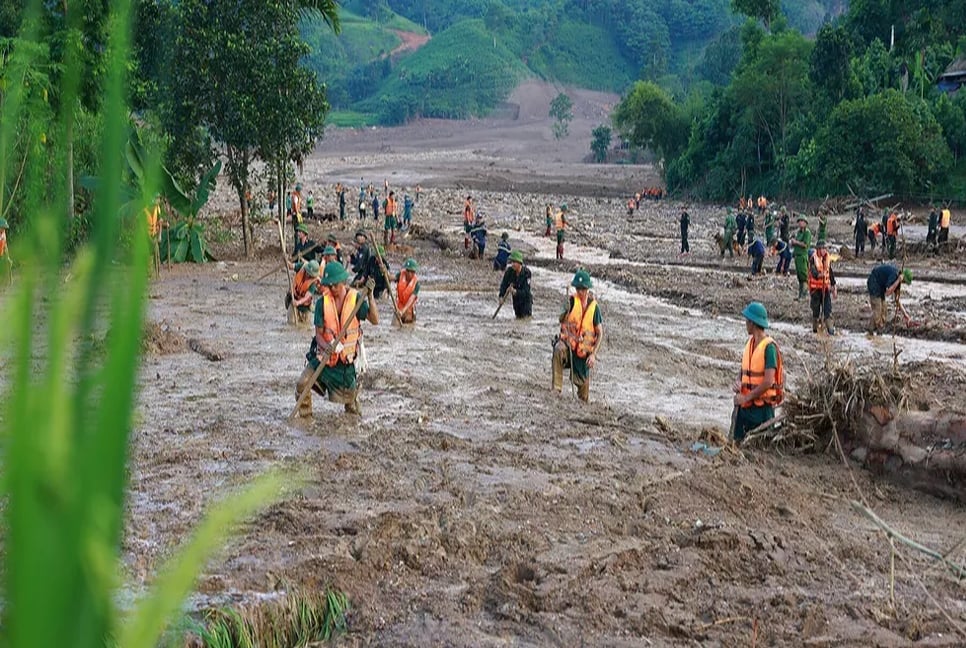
[296, 262, 379, 417]
[395, 258, 420, 324]
[383, 190, 398, 247]
[358, 183, 367, 220]
[286, 259, 321, 324]
[721, 209, 737, 258]
[679, 208, 690, 256]
[732, 302, 783, 444]
[291, 223, 319, 268]
[463, 195, 475, 250]
[778, 207, 790, 243]
[866, 264, 912, 335]
[545, 204, 554, 237]
[790, 215, 812, 300]
[337, 183, 347, 221]
[927, 206, 939, 253]
[0, 217, 11, 282]
[854, 207, 867, 258]
[808, 240, 837, 334]
[498, 250, 532, 319]
[552, 269, 602, 403]
[555, 203, 569, 260]
[493, 232, 512, 271]
[735, 210, 747, 250]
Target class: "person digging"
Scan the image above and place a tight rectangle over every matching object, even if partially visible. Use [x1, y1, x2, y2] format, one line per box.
[498, 250, 532, 319]
[296, 261, 379, 417]
[867, 265, 913, 335]
[286, 259, 321, 325]
[808, 239, 837, 335]
[732, 302, 784, 444]
[552, 269, 602, 403]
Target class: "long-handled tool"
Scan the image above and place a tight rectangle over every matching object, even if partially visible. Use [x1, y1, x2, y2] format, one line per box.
[492, 288, 514, 319]
[364, 230, 403, 326]
[288, 291, 369, 421]
[275, 218, 297, 324]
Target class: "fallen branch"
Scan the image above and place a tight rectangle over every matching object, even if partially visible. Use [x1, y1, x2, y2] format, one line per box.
[850, 500, 966, 579]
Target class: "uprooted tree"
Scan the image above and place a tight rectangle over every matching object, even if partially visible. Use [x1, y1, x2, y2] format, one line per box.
[165, 0, 339, 257]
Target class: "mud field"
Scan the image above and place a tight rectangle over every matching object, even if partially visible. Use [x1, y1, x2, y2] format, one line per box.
[126, 91, 966, 646]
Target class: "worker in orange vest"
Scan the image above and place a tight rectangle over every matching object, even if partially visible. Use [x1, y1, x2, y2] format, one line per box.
[808, 239, 838, 334]
[395, 258, 420, 324]
[939, 207, 952, 246]
[732, 302, 784, 443]
[463, 195, 474, 250]
[287, 259, 321, 325]
[552, 269, 603, 402]
[145, 195, 162, 276]
[555, 203, 569, 260]
[0, 217, 10, 283]
[885, 211, 900, 259]
[296, 262, 379, 417]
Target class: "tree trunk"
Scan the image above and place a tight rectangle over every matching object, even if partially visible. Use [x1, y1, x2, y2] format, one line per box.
[67, 125, 74, 220]
[240, 178, 252, 258]
[848, 406, 966, 502]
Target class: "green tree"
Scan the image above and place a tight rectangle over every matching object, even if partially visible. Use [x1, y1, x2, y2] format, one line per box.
[612, 81, 688, 163]
[166, 0, 339, 257]
[549, 91, 573, 140]
[590, 124, 611, 162]
[813, 89, 952, 195]
[809, 23, 857, 104]
[731, 0, 781, 31]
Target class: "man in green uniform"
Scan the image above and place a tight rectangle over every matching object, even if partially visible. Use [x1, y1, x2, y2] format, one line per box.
[721, 209, 736, 258]
[296, 262, 379, 417]
[732, 302, 782, 443]
[552, 269, 603, 403]
[790, 215, 812, 300]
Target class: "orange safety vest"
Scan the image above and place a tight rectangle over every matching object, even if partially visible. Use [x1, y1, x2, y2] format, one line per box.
[554, 211, 567, 230]
[396, 272, 418, 313]
[740, 336, 783, 407]
[886, 213, 899, 236]
[386, 196, 397, 217]
[560, 296, 598, 358]
[739, 197, 747, 210]
[758, 196, 767, 209]
[0, 230, 7, 257]
[146, 203, 161, 238]
[869, 222, 881, 235]
[293, 267, 316, 301]
[941, 209, 951, 228]
[808, 253, 831, 292]
[291, 191, 302, 215]
[464, 201, 474, 225]
[321, 289, 361, 367]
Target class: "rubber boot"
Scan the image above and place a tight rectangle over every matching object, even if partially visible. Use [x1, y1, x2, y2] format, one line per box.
[464, 236, 470, 250]
[556, 243, 564, 260]
[295, 366, 315, 418]
[552, 345, 564, 392]
[825, 318, 835, 336]
[577, 381, 590, 403]
[797, 282, 806, 300]
[812, 318, 819, 333]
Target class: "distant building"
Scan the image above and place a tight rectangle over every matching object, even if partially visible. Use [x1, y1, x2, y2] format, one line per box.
[937, 55, 966, 94]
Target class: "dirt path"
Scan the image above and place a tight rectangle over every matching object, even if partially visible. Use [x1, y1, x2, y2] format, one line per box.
[389, 30, 430, 59]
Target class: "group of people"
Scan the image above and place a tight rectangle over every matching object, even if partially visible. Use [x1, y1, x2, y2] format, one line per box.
[626, 188, 665, 215]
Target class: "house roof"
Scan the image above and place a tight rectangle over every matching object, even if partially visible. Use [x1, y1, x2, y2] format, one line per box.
[939, 55, 966, 79]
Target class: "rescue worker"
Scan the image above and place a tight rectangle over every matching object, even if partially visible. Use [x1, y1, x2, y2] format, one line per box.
[296, 262, 379, 417]
[287, 259, 321, 324]
[145, 194, 162, 275]
[736, 210, 747, 249]
[349, 229, 370, 276]
[808, 239, 837, 334]
[746, 211, 756, 244]
[867, 221, 881, 252]
[0, 217, 10, 281]
[546, 204, 554, 237]
[721, 209, 737, 258]
[337, 183, 346, 221]
[291, 223, 318, 268]
[886, 211, 899, 259]
[939, 206, 951, 247]
[854, 207, 867, 257]
[926, 206, 939, 250]
[679, 208, 690, 256]
[402, 193, 414, 228]
[463, 195, 475, 249]
[626, 197, 635, 217]
[790, 215, 812, 300]
[764, 210, 775, 245]
[778, 208, 790, 243]
[773, 238, 791, 276]
[371, 192, 379, 223]
[321, 245, 338, 266]
[732, 302, 783, 444]
[325, 233, 343, 265]
[867, 264, 913, 335]
[498, 250, 532, 319]
[353, 242, 391, 300]
[817, 212, 828, 242]
[306, 190, 315, 221]
[290, 183, 304, 240]
[555, 203, 569, 260]
[748, 236, 765, 276]
[358, 184, 367, 220]
[493, 232, 511, 271]
[552, 269, 602, 403]
[395, 258, 420, 324]
[384, 190, 398, 247]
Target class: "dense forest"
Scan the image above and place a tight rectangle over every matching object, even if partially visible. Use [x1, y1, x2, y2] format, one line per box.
[611, 0, 966, 200]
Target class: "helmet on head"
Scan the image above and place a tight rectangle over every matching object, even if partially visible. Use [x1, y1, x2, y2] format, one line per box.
[571, 269, 593, 289]
[742, 301, 769, 329]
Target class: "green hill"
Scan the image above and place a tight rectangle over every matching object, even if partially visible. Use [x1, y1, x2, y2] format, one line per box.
[302, 0, 848, 126]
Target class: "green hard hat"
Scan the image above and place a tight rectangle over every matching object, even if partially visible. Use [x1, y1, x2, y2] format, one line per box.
[509, 250, 524, 264]
[742, 301, 769, 329]
[0, 217, 7, 228]
[403, 258, 418, 271]
[322, 245, 337, 256]
[320, 260, 350, 286]
[797, 215, 808, 224]
[327, 233, 338, 242]
[815, 238, 827, 248]
[902, 268, 913, 285]
[571, 269, 593, 289]
[560, 203, 568, 211]
[304, 260, 321, 278]
[355, 229, 366, 238]
[296, 223, 309, 234]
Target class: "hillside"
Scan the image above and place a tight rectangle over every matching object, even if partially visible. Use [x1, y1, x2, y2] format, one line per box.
[302, 0, 848, 127]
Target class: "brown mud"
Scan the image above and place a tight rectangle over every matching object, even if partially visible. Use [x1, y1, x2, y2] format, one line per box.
[126, 83, 966, 645]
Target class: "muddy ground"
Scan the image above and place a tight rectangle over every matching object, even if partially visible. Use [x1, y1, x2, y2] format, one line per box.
[126, 84, 966, 646]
